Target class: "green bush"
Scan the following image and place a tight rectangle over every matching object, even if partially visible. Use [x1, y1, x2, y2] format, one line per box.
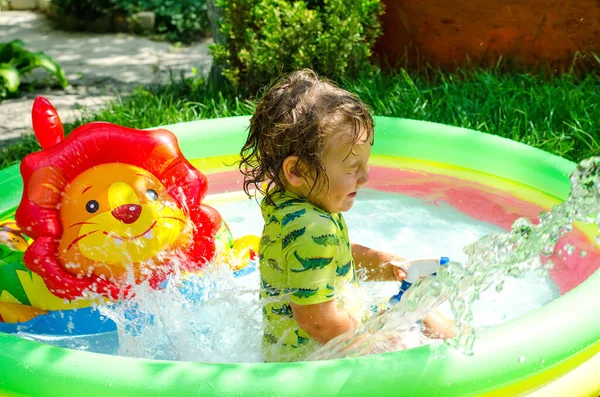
[50, 0, 210, 44]
[210, 0, 384, 92]
[0, 40, 68, 102]
[50, 0, 113, 23]
[117, 0, 210, 43]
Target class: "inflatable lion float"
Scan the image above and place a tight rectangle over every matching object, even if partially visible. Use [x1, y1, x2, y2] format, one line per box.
[15, 97, 223, 300]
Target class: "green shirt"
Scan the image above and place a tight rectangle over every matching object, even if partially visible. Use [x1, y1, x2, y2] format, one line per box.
[259, 190, 356, 362]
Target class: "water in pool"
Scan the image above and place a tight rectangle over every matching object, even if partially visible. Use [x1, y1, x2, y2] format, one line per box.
[16, 187, 561, 362]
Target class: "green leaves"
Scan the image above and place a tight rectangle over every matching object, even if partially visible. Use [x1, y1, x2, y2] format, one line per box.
[52, 0, 210, 44]
[0, 246, 30, 306]
[210, 0, 384, 92]
[0, 40, 25, 62]
[35, 53, 69, 88]
[0, 64, 20, 93]
[133, 0, 211, 43]
[50, 0, 112, 21]
[0, 244, 24, 267]
[0, 40, 69, 102]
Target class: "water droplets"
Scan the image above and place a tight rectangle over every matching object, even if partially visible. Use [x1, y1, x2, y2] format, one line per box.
[570, 158, 600, 201]
[495, 279, 505, 293]
[563, 244, 576, 256]
[543, 259, 555, 270]
[559, 224, 573, 237]
[538, 211, 552, 225]
[95, 261, 265, 363]
[540, 242, 556, 257]
[512, 217, 533, 236]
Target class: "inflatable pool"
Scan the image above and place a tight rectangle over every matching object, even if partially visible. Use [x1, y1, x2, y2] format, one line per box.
[0, 115, 599, 397]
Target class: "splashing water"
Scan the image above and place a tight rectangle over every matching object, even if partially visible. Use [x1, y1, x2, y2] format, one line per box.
[93, 262, 265, 362]
[309, 157, 600, 360]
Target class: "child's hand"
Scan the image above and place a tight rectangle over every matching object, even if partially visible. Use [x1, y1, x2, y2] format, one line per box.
[352, 244, 409, 282]
[387, 259, 409, 281]
[391, 265, 407, 281]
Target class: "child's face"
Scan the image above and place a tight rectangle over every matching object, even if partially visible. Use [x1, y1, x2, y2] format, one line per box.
[310, 127, 372, 213]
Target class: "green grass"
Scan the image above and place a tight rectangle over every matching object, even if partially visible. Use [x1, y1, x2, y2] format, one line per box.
[1, 69, 599, 170]
[343, 69, 600, 162]
[0, 78, 255, 170]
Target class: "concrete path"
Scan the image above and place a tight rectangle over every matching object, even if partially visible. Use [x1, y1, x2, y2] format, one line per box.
[0, 11, 213, 145]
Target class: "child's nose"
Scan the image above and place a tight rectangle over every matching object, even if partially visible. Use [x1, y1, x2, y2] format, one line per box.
[358, 167, 370, 185]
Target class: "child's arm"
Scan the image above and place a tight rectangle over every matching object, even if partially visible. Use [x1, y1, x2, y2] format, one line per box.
[281, 213, 364, 345]
[291, 300, 359, 344]
[351, 243, 407, 281]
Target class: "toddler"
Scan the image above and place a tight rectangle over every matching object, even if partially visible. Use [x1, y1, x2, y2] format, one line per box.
[240, 69, 454, 362]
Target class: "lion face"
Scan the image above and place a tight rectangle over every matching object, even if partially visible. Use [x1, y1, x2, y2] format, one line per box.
[57, 163, 190, 281]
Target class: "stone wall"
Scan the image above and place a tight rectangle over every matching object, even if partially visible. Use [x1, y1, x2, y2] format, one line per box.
[374, 0, 600, 71]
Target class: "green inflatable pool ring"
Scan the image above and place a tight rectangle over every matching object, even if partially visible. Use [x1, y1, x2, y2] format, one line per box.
[0, 116, 598, 397]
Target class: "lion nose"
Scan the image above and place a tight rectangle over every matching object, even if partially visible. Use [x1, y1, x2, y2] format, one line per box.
[111, 204, 142, 224]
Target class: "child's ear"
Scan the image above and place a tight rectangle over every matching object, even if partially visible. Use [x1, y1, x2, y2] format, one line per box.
[282, 156, 305, 187]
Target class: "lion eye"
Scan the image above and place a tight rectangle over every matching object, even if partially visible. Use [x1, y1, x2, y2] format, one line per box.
[85, 200, 100, 213]
[145, 189, 159, 201]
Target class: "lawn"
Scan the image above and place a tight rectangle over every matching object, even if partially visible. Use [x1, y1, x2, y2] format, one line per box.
[1, 68, 598, 170]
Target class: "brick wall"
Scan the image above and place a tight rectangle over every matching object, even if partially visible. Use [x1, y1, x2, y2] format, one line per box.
[374, 0, 600, 71]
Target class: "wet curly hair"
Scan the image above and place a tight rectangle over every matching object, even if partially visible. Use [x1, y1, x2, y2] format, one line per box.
[239, 69, 374, 206]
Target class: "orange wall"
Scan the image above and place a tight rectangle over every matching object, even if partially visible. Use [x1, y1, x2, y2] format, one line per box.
[375, 0, 600, 71]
